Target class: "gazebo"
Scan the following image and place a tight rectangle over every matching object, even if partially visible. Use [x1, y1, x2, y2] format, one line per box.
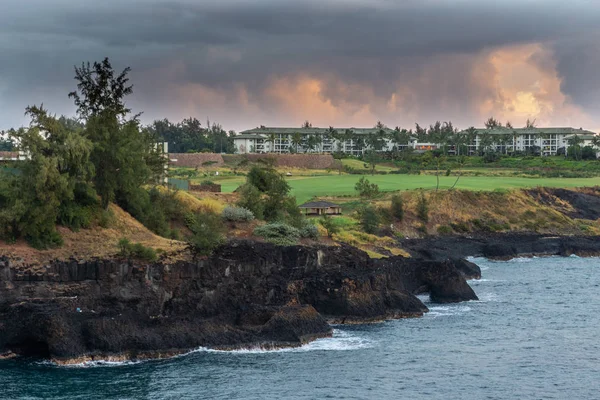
[298, 201, 342, 216]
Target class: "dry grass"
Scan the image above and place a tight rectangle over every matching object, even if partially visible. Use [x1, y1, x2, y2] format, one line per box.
[0, 204, 186, 265]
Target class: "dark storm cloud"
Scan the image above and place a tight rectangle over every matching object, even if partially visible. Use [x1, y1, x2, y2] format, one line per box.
[1, 0, 600, 130]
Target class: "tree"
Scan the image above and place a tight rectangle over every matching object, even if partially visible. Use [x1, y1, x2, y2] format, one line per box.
[268, 133, 277, 153]
[320, 214, 339, 238]
[525, 118, 536, 128]
[186, 211, 225, 256]
[416, 192, 429, 223]
[236, 183, 264, 220]
[69, 58, 164, 209]
[581, 146, 597, 160]
[302, 120, 312, 128]
[484, 117, 501, 129]
[464, 127, 477, 155]
[391, 194, 404, 221]
[449, 156, 466, 190]
[363, 150, 379, 175]
[7, 106, 94, 248]
[0, 133, 14, 151]
[355, 177, 380, 198]
[291, 132, 303, 153]
[306, 134, 319, 153]
[567, 135, 584, 160]
[359, 205, 381, 234]
[391, 127, 411, 158]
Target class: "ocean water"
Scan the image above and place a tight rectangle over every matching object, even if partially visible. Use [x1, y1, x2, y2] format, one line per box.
[2, 256, 600, 400]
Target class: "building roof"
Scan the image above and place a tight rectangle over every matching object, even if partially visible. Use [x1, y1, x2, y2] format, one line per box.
[563, 133, 597, 141]
[458, 127, 597, 136]
[298, 201, 341, 209]
[234, 133, 267, 139]
[240, 127, 395, 136]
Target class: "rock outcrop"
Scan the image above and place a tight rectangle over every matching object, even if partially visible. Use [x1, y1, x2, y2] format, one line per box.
[0, 240, 477, 363]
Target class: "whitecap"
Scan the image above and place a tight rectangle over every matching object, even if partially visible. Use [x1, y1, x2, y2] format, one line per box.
[195, 329, 374, 354]
[36, 359, 144, 368]
[426, 305, 472, 318]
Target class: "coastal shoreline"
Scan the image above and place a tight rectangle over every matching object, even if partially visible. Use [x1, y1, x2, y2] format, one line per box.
[2, 234, 598, 365]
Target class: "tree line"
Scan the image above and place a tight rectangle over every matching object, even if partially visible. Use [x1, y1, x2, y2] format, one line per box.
[0, 58, 166, 248]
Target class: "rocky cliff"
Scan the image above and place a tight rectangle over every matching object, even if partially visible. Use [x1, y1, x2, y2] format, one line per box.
[0, 240, 477, 364]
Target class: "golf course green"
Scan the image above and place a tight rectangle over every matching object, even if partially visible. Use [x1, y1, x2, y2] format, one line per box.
[216, 174, 600, 204]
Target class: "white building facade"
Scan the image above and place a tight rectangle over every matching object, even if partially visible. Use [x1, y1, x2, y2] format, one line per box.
[234, 126, 598, 156]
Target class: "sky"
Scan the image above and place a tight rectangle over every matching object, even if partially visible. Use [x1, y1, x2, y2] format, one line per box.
[1, 0, 600, 133]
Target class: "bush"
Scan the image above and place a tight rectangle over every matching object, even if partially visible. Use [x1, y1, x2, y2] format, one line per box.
[99, 209, 115, 228]
[222, 206, 255, 222]
[253, 223, 300, 246]
[194, 198, 225, 215]
[582, 146, 597, 160]
[355, 177, 380, 198]
[117, 238, 157, 262]
[483, 151, 499, 163]
[377, 206, 393, 224]
[391, 194, 404, 221]
[416, 192, 429, 223]
[57, 182, 100, 231]
[437, 225, 453, 235]
[236, 183, 264, 220]
[358, 205, 381, 234]
[299, 223, 319, 239]
[320, 214, 340, 238]
[186, 212, 226, 256]
[449, 221, 469, 233]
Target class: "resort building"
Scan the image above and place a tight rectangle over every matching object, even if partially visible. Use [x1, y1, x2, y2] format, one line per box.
[234, 126, 598, 157]
[234, 126, 398, 156]
[457, 127, 598, 156]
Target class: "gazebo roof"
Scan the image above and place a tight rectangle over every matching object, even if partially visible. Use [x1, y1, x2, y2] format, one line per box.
[298, 201, 340, 209]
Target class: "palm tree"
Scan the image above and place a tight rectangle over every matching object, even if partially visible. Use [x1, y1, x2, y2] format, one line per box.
[567, 134, 584, 160]
[306, 134, 319, 153]
[291, 132, 303, 153]
[392, 127, 410, 158]
[465, 127, 477, 155]
[324, 126, 337, 153]
[343, 129, 354, 154]
[268, 133, 276, 153]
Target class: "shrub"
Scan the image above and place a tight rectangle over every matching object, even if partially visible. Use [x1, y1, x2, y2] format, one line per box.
[320, 214, 340, 238]
[582, 146, 597, 160]
[117, 238, 157, 262]
[355, 177, 380, 198]
[99, 209, 115, 228]
[377, 206, 393, 224]
[222, 206, 255, 222]
[186, 212, 226, 256]
[416, 192, 429, 223]
[391, 194, 404, 221]
[299, 223, 319, 239]
[195, 198, 225, 215]
[358, 205, 381, 234]
[253, 223, 300, 246]
[483, 151, 499, 163]
[437, 225, 453, 235]
[236, 183, 264, 220]
[449, 221, 469, 233]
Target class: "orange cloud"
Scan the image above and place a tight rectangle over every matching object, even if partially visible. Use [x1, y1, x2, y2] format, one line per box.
[143, 44, 598, 132]
[473, 43, 595, 128]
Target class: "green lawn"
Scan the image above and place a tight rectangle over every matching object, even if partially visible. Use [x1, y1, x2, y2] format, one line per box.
[285, 175, 600, 204]
[208, 172, 600, 204]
